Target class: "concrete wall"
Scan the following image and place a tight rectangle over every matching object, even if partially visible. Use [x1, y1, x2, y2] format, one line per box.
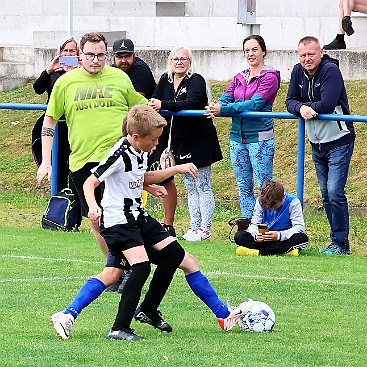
[0, 0, 366, 49]
[1, 45, 367, 90]
[257, 0, 367, 50]
[32, 47, 367, 82]
[0, 0, 366, 89]
[0, 0, 244, 49]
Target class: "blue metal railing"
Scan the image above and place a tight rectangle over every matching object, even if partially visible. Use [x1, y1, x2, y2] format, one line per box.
[0, 103, 60, 195]
[1, 103, 366, 205]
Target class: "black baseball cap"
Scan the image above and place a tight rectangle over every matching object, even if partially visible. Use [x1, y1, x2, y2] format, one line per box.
[113, 38, 134, 54]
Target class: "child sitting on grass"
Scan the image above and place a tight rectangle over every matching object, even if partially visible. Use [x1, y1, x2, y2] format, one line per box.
[235, 180, 308, 256]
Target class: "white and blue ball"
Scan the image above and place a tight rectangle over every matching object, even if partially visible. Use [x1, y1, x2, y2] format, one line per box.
[238, 301, 275, 332]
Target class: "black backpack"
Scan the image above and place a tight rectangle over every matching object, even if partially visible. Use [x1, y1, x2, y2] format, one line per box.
[42, 188, 79, 231]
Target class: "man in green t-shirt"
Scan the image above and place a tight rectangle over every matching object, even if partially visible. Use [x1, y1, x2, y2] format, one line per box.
[37, 32, 147, 257]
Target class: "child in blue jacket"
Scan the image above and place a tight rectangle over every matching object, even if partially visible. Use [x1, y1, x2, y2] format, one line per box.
[235, 180, 308, 256]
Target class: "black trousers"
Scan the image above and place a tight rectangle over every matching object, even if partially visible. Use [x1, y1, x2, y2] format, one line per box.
[234, 231, 308, 256]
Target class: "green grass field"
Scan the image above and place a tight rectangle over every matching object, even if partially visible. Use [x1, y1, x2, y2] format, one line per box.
[1, 81, 367, 366]
[1, 226, 366, 367]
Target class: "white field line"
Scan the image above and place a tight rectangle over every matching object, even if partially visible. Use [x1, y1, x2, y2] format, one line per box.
[0, 275, 91, 283]
[1, 254, 366, 287]
[207, 271, 367, 287]
[0, 254, 103, 265]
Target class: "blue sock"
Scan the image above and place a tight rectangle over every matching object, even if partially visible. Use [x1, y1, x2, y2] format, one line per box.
[64, 277, 106, 319]
[185, 270, 229, 319]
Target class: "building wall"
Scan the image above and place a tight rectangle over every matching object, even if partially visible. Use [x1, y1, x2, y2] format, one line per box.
[0, 0, 366, 49]
[0, 0, 366, 89]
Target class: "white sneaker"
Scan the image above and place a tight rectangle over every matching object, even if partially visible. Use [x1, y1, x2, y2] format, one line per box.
[182, 228, 198, 241]
[50, 311, 63, 324]
[53, 312, 75, 339]
[217, 299, 254, 331]
[196, 228, 211, 241]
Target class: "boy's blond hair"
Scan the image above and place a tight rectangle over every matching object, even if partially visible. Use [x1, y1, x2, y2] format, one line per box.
[125, 105, 167, 137]
[259, 180, 285, 210]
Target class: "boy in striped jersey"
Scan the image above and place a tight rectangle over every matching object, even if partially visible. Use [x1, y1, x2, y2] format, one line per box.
[51, 105, 252, 341]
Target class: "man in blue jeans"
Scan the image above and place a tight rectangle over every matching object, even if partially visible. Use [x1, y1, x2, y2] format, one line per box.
[286, 36, 355, 255]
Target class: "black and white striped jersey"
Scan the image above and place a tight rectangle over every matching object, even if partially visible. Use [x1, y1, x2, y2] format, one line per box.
[92, 137, 149, 227]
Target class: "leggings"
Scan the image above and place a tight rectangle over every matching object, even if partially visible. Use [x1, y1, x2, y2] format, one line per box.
[181, 166, 214, 232]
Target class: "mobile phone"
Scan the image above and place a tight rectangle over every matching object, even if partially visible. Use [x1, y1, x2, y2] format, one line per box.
[258, 224, 269, 235]
[59, 56, 79, 67]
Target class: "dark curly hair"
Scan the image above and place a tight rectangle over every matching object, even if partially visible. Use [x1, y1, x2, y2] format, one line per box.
[259, 180, 284, 210]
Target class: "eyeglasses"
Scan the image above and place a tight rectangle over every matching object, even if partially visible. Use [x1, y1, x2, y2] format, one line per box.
[114, 53, 133, 60]
[171, 57, 189, 64]
[82, 51, 107, 61]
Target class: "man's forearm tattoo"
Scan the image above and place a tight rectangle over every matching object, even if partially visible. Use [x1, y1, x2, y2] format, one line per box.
[41, 127, 55, 137]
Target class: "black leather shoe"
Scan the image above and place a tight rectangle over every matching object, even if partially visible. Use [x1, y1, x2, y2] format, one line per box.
[342, 16, 354, 36]
[134, 306, 173, 332]
[104, 274, 124, 292]
[323, 37, 346, 50]
[106, 328, 144, 341]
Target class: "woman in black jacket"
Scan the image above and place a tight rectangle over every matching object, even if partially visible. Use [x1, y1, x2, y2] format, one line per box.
[32, 36, 79, 191]
[149, 45, 222, 241]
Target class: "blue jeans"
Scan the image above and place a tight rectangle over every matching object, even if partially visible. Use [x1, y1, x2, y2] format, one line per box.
[312, 141, 354, 251]
[230, 139, 275, 218]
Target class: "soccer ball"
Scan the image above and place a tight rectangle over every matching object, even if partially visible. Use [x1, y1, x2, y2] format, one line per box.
[238, 301, 275, 332]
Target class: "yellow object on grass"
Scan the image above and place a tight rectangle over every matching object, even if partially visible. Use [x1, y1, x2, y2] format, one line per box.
[285, 249, 299, 256]
[142, 190, 148, 208]
[236, 246, 259, 256]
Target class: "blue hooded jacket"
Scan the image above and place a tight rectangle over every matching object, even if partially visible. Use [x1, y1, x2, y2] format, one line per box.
[286, 54, 355, 151]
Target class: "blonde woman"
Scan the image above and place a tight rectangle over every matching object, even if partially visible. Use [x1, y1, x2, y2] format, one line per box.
[149, 45, 222, 241]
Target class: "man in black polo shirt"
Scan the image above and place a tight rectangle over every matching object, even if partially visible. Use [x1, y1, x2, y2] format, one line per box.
[112, 38, 156, 98]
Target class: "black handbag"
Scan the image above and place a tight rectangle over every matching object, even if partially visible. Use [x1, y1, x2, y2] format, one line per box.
[42, 188, 79, 231]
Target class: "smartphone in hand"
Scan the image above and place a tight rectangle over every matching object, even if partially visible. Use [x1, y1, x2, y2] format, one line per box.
[59, 56, 79, 66]
[258, 224, 269, 235]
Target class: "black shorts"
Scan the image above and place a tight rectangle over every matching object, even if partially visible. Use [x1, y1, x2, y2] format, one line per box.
[100, 214, 169, 257]
[105, 245, 163, 270]
[69, 162, 104, 217]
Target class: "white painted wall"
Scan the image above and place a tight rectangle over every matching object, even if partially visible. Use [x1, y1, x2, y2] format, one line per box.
[0, 0, 366, 88]
[257, 0, 367, 50]
[0, 0, 365, 49]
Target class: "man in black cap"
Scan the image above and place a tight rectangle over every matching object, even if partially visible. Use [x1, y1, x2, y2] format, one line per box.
[112, 38, 156, 98]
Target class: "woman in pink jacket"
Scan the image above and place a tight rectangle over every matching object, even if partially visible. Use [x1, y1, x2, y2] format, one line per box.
[206, 35, 280, 218]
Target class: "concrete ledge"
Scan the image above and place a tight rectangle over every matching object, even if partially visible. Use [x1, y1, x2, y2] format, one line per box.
[0, 47, 34, 64]
[0, 61, 34, 79]
[0, 77, 30, 92]
[132, 48, 367, 82]
[0, 47, 367, 91]
[33, 31, 127, 48]
[351, 12, 367, 17]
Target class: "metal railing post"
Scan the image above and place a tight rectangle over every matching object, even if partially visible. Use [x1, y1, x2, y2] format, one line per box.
[296, 118, 306, 207]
